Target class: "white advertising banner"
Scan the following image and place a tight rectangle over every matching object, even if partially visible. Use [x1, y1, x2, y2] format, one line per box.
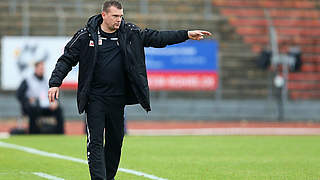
[1, 36, 78, 90]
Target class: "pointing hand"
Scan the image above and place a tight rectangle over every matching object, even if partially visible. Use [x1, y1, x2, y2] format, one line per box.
[188, 30, 212, 40]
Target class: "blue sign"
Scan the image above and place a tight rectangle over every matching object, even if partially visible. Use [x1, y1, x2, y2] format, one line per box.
[145, 40, 218, 71]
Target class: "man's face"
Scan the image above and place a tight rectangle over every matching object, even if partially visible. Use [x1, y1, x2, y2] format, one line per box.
[35, 61, 44, 77]
[102, 6, 124, 31]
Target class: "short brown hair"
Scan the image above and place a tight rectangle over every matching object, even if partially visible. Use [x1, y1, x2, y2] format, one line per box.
[102, 1, 122, 13]
[34, 60, 44, 67]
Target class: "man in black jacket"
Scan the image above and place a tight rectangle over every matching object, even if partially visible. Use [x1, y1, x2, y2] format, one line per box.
[48, 1, 211, 179]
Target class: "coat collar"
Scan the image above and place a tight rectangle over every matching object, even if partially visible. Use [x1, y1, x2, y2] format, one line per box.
[86, 14, 126, 34]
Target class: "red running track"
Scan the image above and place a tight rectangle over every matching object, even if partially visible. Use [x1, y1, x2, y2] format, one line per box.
[1, 120, 320, 135]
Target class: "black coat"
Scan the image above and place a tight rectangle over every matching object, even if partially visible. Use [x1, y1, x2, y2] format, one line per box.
[49, 14, 189, 113]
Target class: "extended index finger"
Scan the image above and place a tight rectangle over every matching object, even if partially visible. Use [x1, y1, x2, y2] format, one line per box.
[200, 31, 212, 36]
[51, 91, 56, 103]
[55, 88, 59, 100]
[48, 90, 55, 103]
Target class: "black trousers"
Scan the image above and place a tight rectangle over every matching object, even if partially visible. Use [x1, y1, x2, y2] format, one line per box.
[85, 95, 125, 180]
[26, 106, 64, 134]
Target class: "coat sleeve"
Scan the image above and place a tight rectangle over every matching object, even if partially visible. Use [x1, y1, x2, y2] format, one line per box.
[16, 79, 31, 113]
[49, 30, 86, 88]
[16, 80, 29, 105]
[141, 28, 189, 48]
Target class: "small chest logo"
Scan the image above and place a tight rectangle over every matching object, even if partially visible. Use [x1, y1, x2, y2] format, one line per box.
[89, 40, 94, 47]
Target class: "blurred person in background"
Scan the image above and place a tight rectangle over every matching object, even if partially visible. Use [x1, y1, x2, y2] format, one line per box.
[48, 1, 211, 179]
[17, 60, 64, 134]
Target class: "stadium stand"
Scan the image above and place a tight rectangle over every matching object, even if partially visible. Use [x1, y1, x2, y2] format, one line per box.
[213, 0, 320, 100]
[0, 0, 270, 99]
[0, 0, 320, 121]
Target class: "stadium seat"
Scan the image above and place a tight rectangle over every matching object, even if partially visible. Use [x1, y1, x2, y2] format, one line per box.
[221, 9, 320, 19]
[290, 91, 320, 100]
[213, 0, 315, 8]
[288, 73, 320, 81]
[213, 0, 320, 100]
[288, 82, 320, 90]
[229, 19, 320, 27]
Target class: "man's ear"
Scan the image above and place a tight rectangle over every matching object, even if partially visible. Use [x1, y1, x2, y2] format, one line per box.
[101, 11, 106, 18]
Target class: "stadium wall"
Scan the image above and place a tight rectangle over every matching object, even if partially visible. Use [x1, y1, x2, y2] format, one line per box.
[0, 92, 319, 121]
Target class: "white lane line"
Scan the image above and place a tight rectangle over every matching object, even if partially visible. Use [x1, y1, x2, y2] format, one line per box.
[119, 168, 167, 180]
[0, 141, 87, 163]
[0, 133, 10, 139]
[33, 172, 64, 180]
[0, 141, 168, 180]
[128, 128, 320, 136]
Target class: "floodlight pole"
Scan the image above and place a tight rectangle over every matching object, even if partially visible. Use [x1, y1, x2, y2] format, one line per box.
[265, 9, 286, 121]
[204, 0, 214, 20]
[140, 0, 149, 14]
[9, 0, 17, 15]
[56, 4, 66, 36]
[22, 0, 30, 36]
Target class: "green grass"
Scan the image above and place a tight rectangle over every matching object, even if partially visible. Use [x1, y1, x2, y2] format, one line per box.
[0, 135, 320, 180]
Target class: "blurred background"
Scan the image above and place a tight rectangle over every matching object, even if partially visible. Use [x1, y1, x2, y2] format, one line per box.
[0, 0, 320, 135]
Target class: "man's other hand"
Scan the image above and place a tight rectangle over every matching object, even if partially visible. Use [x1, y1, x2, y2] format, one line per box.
[188, 30, 212, 40]
[49, 101, 59, 110]
[48, 87, 60, 103]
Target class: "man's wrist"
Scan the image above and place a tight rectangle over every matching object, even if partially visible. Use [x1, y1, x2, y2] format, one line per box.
[49, 85, 59, 88]
[186, 30, 190, 39]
